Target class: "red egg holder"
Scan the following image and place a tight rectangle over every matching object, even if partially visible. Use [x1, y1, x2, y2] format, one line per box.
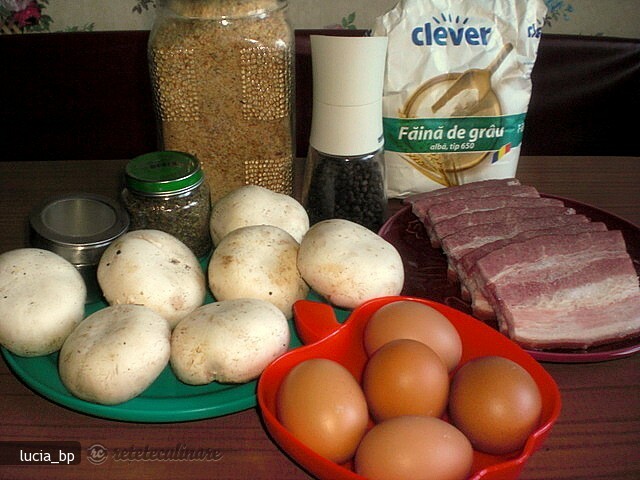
[257, 296, 562, 480]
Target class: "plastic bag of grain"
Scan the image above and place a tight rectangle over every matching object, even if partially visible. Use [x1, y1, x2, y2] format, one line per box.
[372, 0, 547, 198]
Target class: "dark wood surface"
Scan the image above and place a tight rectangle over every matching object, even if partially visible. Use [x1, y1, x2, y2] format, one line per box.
[0, 156, 639, 479]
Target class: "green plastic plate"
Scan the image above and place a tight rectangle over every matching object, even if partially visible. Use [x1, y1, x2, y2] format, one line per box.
[1, 273, 349, 423]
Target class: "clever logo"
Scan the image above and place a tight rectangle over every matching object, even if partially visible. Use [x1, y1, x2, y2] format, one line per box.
[412, 14, 491, 46]
[527, 22, 543, 38]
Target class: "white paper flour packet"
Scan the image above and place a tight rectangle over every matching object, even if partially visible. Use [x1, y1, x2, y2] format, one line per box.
[372, 0, 547, 198]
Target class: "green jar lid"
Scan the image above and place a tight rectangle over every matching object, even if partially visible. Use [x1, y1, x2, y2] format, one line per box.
[125, 151, 204, 195]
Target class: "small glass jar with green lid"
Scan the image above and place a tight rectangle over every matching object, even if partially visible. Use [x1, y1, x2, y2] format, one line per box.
[121, 150, 212, 257]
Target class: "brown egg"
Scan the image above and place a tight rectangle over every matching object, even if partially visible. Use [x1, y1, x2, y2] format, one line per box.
[276, 358, 369, 464]
[363, 300, 462, 372]
[362, 339, 450, 422]
[355, 415, 473, 480]
[448, 355, 543, 455]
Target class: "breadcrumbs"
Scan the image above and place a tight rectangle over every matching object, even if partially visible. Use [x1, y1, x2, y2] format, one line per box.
[149, 0, 294, 201]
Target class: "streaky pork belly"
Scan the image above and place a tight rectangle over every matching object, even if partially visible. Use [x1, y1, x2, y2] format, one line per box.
[431, 204, 576, 248]
[474, 230, 640, 349]
[410, 184, 538, 223]
[441, 213, 594, 281]
[464, 221, 609, 319]
[403, 178, 521, 206]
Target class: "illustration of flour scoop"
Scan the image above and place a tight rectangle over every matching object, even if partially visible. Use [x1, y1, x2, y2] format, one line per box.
[431, 43, 513, 115]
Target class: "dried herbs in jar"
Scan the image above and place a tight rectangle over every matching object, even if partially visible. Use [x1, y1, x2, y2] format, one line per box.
[121, 151, 212, 257]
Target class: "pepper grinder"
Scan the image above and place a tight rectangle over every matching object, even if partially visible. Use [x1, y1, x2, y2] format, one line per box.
[302, 35, 389, 231]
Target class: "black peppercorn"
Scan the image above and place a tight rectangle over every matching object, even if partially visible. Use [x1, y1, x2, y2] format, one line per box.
[304, 150, 387, 232]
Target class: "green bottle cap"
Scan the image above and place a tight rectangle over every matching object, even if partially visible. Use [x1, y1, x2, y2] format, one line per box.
[125, 151, 204, 195]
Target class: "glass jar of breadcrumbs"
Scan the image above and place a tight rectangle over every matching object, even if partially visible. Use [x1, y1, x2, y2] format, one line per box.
[121, 151, 212, 258]
[148, 0, 295, 203]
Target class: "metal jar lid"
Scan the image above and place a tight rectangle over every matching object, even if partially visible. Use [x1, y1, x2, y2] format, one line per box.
[124, 151, 204, 196]
[29, 193, 130, 266]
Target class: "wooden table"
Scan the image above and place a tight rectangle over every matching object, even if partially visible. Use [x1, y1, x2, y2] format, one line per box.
[1, 156, 639, 479]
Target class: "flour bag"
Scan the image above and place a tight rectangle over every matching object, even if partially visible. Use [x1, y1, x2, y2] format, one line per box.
[372, 0, 547, 197]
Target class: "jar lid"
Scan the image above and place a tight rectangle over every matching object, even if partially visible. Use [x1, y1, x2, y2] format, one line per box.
[161, 0, 287, 20]
[29, 193, 130, 265]
[125, 151, 204, 195]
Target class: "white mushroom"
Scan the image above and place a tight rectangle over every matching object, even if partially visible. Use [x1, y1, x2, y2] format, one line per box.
[209, 185, 309, 245]
[170, 298, 290, 384]
[208, 225, 309, 318]
[97, 229, 206, 328]
[58, 304, 171, 405]
[0, 248, 86, 357]
[297, 219, 405, 309]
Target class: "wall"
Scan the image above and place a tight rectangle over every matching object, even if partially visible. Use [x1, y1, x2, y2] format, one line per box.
[1, 0, 639, 38]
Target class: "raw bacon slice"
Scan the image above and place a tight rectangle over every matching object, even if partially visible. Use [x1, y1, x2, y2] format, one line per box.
[403, 178, 521, 206]
[425, 196, 566, 247]
[410, 184, 539, 224]
[473, 230, 640, 349]
[462, 221, 609, 319]
[441, 214, 593, 282]
[431, 204, 576, 248]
